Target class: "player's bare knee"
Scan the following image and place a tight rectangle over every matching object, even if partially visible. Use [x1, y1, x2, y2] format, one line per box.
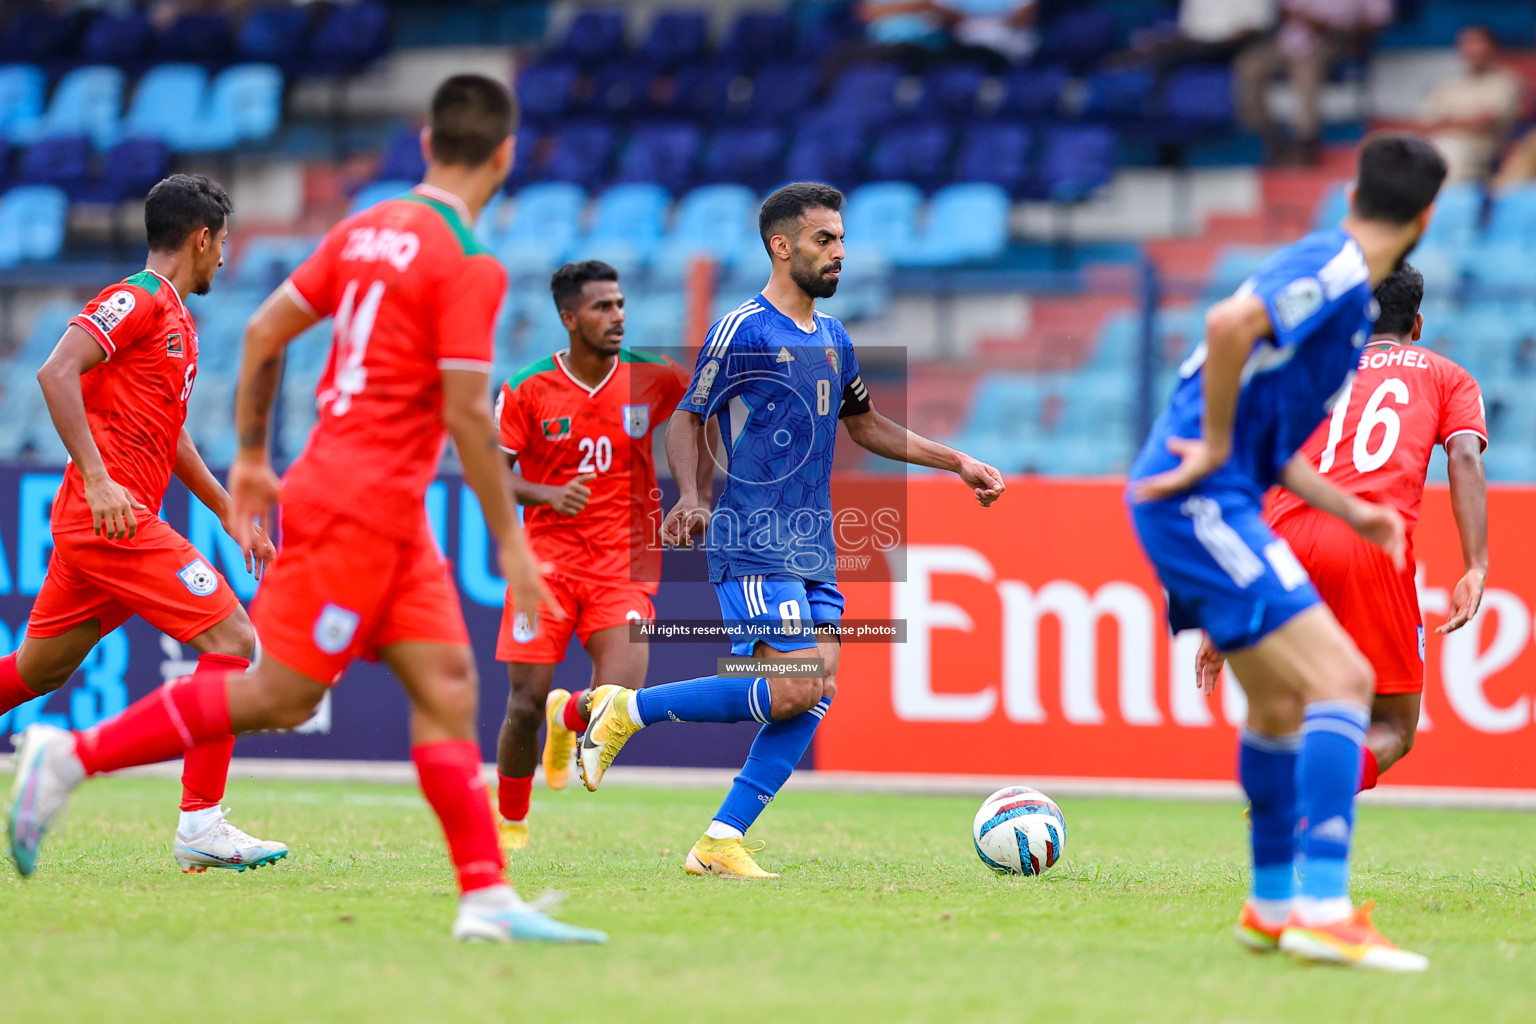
[768, 676, 821, 720]
[191, 609, 256, 661]
[821, 674, 838, 702]
[504, 683, 545, 736]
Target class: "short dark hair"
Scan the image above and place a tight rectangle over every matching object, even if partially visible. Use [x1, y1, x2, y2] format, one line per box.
[144, 174, 232, 253]
[429, 74, 517, 167]
[759, 182, 845, 253]
[550, 260, 619, 311]
[1351, 133, 1448, 225]
[1372, 262, 1424, 338]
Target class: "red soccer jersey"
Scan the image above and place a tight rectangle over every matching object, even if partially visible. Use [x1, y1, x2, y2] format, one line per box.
[53, 269, 200, 531]
[1269, 339, 1487, 534]
[282, 184, 507, 542]
[495, 350, 689, 588]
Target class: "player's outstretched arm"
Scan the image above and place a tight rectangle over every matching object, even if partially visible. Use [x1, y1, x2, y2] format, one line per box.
[661, 409, 713, 545]
[442, 368, 558, 621]
[36, 324, 144, 540]
[1131, 294, 1270, 503]
[1441, 433, 1489, 633]
[1279, 452, 1406, 569]
[841, 408, 1004, 507]
[228, 288, 318, 551]
[174, 426, 275, 577]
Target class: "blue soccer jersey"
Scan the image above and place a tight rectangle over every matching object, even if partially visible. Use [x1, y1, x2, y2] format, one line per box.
[1129, 228, 1378, 503]
[679, 295, 866, 584]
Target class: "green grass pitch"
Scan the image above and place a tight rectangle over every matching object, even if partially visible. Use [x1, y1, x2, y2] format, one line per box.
[1, 776, 1533, 1023]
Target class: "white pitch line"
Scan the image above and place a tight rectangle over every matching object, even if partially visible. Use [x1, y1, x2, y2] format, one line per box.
[58, 758, 1536, 812]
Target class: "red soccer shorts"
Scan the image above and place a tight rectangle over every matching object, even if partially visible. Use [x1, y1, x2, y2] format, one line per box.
[252, 500, 469, 684]
[1272, 506, 1424, 695]
[28, 517, 240, 643]
[495, 571, 654, 663]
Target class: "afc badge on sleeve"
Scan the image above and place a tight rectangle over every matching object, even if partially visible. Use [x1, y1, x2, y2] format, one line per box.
[314, 603, 361, 655]
[622, 403, 649, 439]
[176, 558, 219, 597]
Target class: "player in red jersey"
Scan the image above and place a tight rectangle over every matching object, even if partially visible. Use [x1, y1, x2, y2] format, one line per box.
[0, 174, 287, 872]
[489, 260, 706, 848]
[1198, 263, 1489, 789]
[8, 76, 605, 944]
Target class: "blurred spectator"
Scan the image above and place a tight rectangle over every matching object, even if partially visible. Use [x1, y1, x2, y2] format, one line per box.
[1234, 0, 1393, 165]
[858, 1, 952, 61]
[1122, 0, 1275, 76]
[948, 0, 1039, 68]
[1412, 26, 1523, 182]
[834, 1, 1037, 76]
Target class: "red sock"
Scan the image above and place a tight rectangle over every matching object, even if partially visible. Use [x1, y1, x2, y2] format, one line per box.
[75, 673, 231, 777]
[1359, 747, 1381, 792]
[0, 652, 43, 715]
[179, 654, 248, 811]
[413, 740, 505, 894]
[562, 688, 590, 732]
[497, 772, 533, 822]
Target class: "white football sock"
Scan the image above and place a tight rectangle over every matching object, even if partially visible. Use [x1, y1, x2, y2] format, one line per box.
[178, 805, 222, 836]
[460, 884, 523, 914]
[627, 689, 646, 728]
[1249, 897, 1291, 926]
[1295, 895, 1352, 927]
[705, 820, 744, 840]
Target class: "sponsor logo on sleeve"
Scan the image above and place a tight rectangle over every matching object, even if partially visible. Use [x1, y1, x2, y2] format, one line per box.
[692, 359, 719, 404]
[1273, 277, 1324, 331]
[541, 416, 572, 441]
[313, 603, 361, 655]
[88, 290, 136, 335]
[176, 558, 220, 597]
[622, 403, 649, 439]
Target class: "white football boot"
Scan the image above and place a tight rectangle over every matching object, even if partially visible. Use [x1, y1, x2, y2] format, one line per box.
[174, 807, 289, 873]
[8, 724, 85, 877]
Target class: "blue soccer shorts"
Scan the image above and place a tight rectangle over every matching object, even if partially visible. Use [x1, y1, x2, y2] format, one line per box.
[1129, 492, 1321, 652]
[715, 573, 845, 656]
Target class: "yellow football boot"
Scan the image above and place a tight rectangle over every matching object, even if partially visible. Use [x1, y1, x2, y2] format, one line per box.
[542, 688, 577, 791]
[684, 835, 779, 879]
[498, 820, 530, 851]
[576, 684, 640, 791]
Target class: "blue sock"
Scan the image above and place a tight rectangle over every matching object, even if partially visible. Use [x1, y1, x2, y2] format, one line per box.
[1297, 701, 1370, 908]
[1239, 727, 1301, 920]
[713, 697, 831, 834]
[633, 676, 772, 726]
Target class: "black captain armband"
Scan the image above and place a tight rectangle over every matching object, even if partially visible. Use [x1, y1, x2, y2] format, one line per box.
[839, 374, 872, 418]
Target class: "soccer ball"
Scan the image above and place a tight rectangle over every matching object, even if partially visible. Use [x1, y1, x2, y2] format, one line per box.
[972, 785, 1066, 876]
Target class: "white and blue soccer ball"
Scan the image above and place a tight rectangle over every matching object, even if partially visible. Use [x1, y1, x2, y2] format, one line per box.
[972, 785, 1066, 876]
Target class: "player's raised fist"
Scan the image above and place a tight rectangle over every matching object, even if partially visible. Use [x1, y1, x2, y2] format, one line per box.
[958, 457, 1004, 507]
[552, 473, 596, 517]
[84, 474, 145, 541]
[661, 496, 710, 548]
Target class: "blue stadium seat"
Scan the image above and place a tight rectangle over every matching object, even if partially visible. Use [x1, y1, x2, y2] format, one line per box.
[660, 62, 739, 124]
[1205, 245, 1275, 299]
[0, 65, 45, 141]
[349, 180, 412, 215]
[17, 136, 91, 196]
[580, 183, 672, 267]
[1313, 182, 1349, 229]
[535, 123, 616, 193]
[699, 126, 785, 193]
[1159, 66, 1235, 129]
[79, 137, 170, 204]
[0, 186, 67, 267]
[720, 10, 795, 70]
[156, 11, 234, 64]
[867, 122, 951, 194]
[122, 63, 208, 150]
[14, 299, 77, 365]
[231, 235, 319, 292]
[918, 63, 987, 119]
[503, 125, 543, 193]
[556, 8, 628, 67]
[191, 64, 284, 149]
[614, 123, 701, 193]
[622, 290, 686, 350]
[904, 184, 1010, 267]
[501, 182, 589, 270]
[1080, 67, 1154, 121]
[1041, 8, 1122, 72]
[656, 184, 758, 270]
[843, 182, 923, 261]
[1484, 184, 1536, 247]
[517, 61, 580, 124]
[640, 10, 709, 71]
[954, 123, 1032, 197]
[785, 111, 867, 190]
[746, 63, 819, 124]
[814, 242, 892, 321]
[585, 61, 658, 120]
[236, 6, 312, 73]
[34, 65, 123, 149]
[0, 8, 83, 64]
[80, 9, 155, 68]
[956, 373, 1045, 440]
[826, 64, 903, 127]
[376, 127, 427, 183]
[1462, 245, 1536, 299]
[996, 67, 1069, 120]
[1037, 126, 1117, 201]
[306, 0, 389, 76]
[1421, 182, 1483, 248]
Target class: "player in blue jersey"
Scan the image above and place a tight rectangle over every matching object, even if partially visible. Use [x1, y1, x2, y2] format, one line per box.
[1128, 134, 1447, 971]
[571, 182, 1004, 878]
